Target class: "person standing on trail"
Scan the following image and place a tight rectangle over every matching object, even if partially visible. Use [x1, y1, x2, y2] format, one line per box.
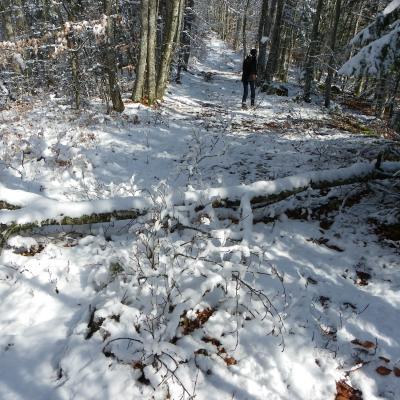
[241, 48, 257, 109]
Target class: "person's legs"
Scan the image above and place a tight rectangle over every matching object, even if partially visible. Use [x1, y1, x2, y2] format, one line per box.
[242, 81, 248, 104]
[250, 81, 256, 106]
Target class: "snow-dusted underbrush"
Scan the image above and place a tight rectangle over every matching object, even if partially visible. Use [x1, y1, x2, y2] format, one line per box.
[65, 191, 286, 399]
[1, 174, 399, 399]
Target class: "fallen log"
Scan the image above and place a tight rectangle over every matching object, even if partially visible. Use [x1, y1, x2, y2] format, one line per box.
[182, 161, 400, 210]
[0, 194, 152, 248]
[0, 161, 399, 247]
[0, 210, 144, 248]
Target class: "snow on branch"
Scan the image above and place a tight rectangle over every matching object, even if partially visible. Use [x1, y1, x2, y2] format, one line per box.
[339, 1, 400, 76]
[339, 23, 400, 76]
[350, 7, 400, 48]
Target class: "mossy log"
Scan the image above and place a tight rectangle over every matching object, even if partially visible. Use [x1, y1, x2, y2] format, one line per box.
[0, 201, 20, 210]
[211, 165, 399, 210]
[0, 209, 143, 248]
[0, 160, 398, 247]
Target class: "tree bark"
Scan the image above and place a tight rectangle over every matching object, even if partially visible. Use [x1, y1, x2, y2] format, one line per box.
[66, 28, 81, 109]
[303, 0, 324, 102]
[375, 73, 390, 118]
[147, 0, 157, 104]
[132, 0, 149, 102]
[104, 0, 125, 112]
[242, 0, 251, 59]
[64, 3, 82, 110]
[266, 0, 277, 38]
[181, 0, 195, 67]
[0, 0, 15, 40]
[263, 0, 286, 84]
[324, 0, 342, 108]
[257, 0, 269, 76]
[388, 68, 400, 122]
[156, 0, 181, 99]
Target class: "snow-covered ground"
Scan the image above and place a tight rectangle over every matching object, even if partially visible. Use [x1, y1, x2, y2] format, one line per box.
[0, 36, 399, 400]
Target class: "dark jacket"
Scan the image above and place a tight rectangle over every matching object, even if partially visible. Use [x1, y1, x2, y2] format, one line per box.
[242, 55, 257, 82]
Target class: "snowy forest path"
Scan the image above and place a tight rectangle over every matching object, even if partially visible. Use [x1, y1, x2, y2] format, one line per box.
[0, 35, 400, 400]
[158, 35, 391, 191]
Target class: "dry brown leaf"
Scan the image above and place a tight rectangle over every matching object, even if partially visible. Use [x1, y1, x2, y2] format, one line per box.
[376, 366, 392, 376]
[132, 361, 144, 370]
[335, 380, 363, 400]
[351, 339, 376, 350]
[180, 308, 215, 335]
[224, 356, 237, 366]
[393, 367, 400, 377]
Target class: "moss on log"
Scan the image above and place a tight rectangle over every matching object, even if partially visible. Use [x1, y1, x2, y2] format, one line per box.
[0, 201, 20, 210]
[0, 209, 143, 249]
[212, 168, 396, 210]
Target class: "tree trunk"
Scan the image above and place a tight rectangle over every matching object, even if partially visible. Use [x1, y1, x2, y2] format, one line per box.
[375, 74, 389, 118]
[64, 4, 82, 110]
[0, 0, 15, 40]
[181, 0, 194, 67]
[242, 0, 251, 59]
[14, 0, 26, 35]
[303, 0, 324, 102]
[354, 74, 365, 97]
[390, 109, 400, 131]
[283, 27, 295, 82]
[263, 0, 286, 84]
[277, 26, 288, 81]
[67, 32, 80, 110]
[257, 0, 269, 43]
[388, 69, 400, 121]
[147, 0, 158, 104]
[266, 0, 277, 37]
[175, 0, 194, 83]
[132, 0, 149, 102]
[324, 0, 342, 108]
[349, 0, 365, 59]
[156, 0, 181, 99]
[233, 14, 242, 50]
[209, 162, 400, 210]
[104, 0, 124, 112]
[257, 0, 269, 76]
